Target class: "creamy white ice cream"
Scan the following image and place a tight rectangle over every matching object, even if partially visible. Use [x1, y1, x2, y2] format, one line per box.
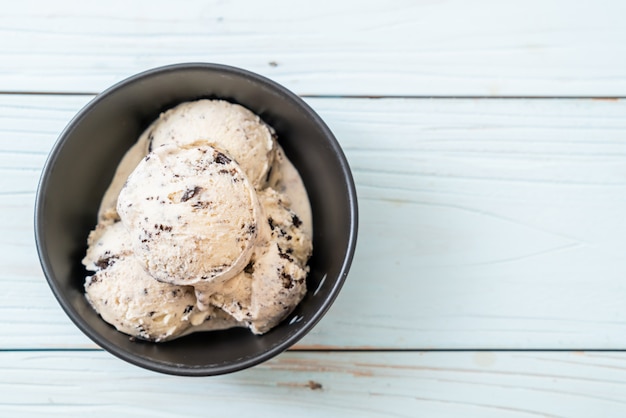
[147, 99, 276, 188]
[83, 222, 241, 342]
[117, 144, 260, 288]
[209, 188, 312, 334]
[83, 99, 312, 341]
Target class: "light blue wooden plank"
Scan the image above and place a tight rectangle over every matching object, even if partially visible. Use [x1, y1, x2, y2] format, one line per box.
[1, 1, 626, 95]
[2, 95, 626, 349]
[2, 350, 626, 417]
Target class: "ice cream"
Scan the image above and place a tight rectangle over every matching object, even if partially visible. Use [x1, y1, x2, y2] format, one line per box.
[147, 99, 276, 188]
[83, 99, 312, 341]
[209, 188, 312, 334]
[83, 222, 241, 342]
[117, 144, 260, 288]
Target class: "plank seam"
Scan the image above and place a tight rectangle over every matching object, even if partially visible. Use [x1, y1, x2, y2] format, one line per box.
[0, 91, 622, 100]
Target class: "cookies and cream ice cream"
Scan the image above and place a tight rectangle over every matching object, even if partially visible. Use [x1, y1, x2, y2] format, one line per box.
[147, 100, 276, 188]
[208, 188, 312, 334]
[117, 144, 260, 288]
[83, 99, 312, 342]
[83, 222, 240, 341]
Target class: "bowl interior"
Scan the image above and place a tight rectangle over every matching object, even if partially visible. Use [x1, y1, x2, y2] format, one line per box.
[35, 64, 357, 375]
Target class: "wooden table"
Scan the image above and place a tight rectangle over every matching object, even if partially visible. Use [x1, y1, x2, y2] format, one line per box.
[3, 1, 626, 416]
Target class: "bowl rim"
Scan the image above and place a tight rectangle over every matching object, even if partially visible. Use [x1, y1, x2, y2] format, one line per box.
[34, 62, 359, 376]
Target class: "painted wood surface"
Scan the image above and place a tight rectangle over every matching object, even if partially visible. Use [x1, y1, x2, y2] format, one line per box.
[2, 350, 626, 417]
[1, 0, 626, 96]
[4, 1, 626, 415]
[2, 94, 626, 350]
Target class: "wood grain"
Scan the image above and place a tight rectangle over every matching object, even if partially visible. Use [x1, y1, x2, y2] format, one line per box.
[4, 2, 625, 416]
[1, 0, 626, 96]
[2, 95, 626, 350]
[2, 350, 626, 417]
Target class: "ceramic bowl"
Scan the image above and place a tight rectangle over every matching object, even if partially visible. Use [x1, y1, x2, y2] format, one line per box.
[35, 63, 358, 376]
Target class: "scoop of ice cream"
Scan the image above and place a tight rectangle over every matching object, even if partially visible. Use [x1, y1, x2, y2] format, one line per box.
[208, 188, 312, 334]
[117, 144, 260, 290]
[147, 99, 276, 188]
[83, 222, 211, 342]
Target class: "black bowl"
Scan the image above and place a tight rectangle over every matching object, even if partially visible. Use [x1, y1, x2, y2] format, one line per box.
[34, 63, 358, 376]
